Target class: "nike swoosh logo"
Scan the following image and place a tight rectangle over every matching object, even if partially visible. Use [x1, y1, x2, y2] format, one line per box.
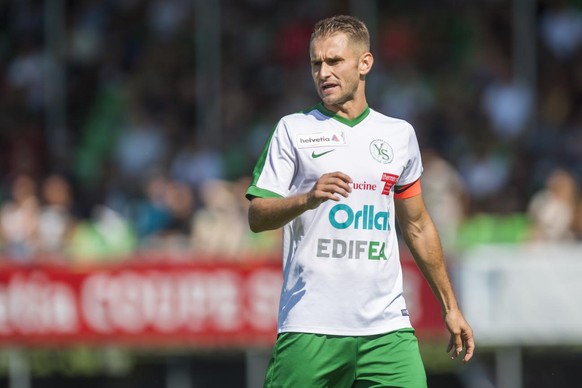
[311, 149, 335, 159]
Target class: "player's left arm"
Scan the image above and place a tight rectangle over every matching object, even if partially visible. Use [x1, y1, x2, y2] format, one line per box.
[394, 188, 475, 363]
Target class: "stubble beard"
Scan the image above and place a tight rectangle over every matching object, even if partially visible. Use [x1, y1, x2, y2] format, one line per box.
[319, 86, 356, 109]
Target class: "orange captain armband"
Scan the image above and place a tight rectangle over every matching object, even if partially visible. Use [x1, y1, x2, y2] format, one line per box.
[394, 179, 422, 199]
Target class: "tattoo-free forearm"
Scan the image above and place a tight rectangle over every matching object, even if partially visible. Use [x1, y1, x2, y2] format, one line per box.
[248, 171, 353, 233]
[248, 195, 310, 232]
[401, 214, 460, 314]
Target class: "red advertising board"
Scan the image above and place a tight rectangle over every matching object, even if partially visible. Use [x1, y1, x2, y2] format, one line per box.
[0, 253, 445, 348]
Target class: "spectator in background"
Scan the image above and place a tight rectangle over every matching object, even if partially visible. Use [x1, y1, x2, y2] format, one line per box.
[133, 172, 173, 242]
[159, 180, 195, 250]
[6, 39, 48, 112]
[191, 177, 281, 260]
[37, 174, 76, 258]
[169, 139, 224, 190]
[0, 174, 40, 262]
[379, 67, 434, 123]
[67, 0, 107, 67]
[459, 141, 511, 213]
[1, 114, 46, 180]
[420, 149, 468, 254]
[527, 168, 578, 242]
[147, 0, 192, 40]
[114, 108, 169, 186]
[480, 59, 534, 141]
[67, 204, 137, 265]
[191, 179, 246, 258]
[137, 178, 196, 252]
[540, 1, 582, 61]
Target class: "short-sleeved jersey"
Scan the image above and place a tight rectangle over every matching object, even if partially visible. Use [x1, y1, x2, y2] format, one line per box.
[246, 103, 423, 336]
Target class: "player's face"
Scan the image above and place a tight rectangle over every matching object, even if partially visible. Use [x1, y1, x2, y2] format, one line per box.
[310, 33, 370, 109]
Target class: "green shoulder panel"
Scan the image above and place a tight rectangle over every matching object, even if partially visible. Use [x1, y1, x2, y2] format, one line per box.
[248, 123, 278, 189]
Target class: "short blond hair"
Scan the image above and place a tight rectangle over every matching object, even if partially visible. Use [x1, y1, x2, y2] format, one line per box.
[311, 15, 370, 51]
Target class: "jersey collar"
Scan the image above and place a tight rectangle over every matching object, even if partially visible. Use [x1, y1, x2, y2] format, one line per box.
[315, 103, 370, 127]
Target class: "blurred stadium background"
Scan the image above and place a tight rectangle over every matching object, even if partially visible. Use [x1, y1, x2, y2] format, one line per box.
[1, 0, 582, 387]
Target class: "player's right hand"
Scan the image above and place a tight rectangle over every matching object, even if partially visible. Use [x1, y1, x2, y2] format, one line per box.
[306, 171, 352, 209]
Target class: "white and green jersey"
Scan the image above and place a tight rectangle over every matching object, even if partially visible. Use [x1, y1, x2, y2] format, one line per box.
[247, 103, 423, 336]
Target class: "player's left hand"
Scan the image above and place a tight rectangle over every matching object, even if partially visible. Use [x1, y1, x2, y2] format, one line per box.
[444, 308, 475, 363]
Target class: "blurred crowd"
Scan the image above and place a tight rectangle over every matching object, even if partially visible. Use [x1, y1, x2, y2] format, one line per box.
[0, 0, 581, 265]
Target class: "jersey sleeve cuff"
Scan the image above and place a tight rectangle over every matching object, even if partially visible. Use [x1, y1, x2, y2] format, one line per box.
[245, 186, 284, 200]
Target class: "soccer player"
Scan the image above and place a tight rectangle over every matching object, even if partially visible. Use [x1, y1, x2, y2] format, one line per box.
[246, 15, 474, 387]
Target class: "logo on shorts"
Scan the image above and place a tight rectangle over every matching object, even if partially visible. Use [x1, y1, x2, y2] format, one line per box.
[369, 139, 393, 164]
[401, 309, 410, 316]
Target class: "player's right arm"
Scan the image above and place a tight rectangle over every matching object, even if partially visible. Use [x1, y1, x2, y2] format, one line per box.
[248, 171, 353, 232]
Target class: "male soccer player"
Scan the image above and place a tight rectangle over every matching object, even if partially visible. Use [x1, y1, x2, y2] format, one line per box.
[246, 15, 474, 387]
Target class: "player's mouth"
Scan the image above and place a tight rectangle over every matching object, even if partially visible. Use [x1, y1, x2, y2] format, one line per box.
[321, 83, 339, 95]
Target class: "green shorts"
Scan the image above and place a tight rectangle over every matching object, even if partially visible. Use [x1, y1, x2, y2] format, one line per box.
[263, 329, 427, 388]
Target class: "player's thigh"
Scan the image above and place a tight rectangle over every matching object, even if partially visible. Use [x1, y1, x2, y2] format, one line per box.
[263, 332, 356, 388]
[353, 329, 427, 388]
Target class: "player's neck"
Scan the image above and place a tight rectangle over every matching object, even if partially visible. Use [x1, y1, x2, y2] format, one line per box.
[323, 97, 368, 121]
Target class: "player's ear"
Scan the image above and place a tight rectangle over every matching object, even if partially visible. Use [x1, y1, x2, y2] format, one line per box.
[359, 52, 373, 76]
